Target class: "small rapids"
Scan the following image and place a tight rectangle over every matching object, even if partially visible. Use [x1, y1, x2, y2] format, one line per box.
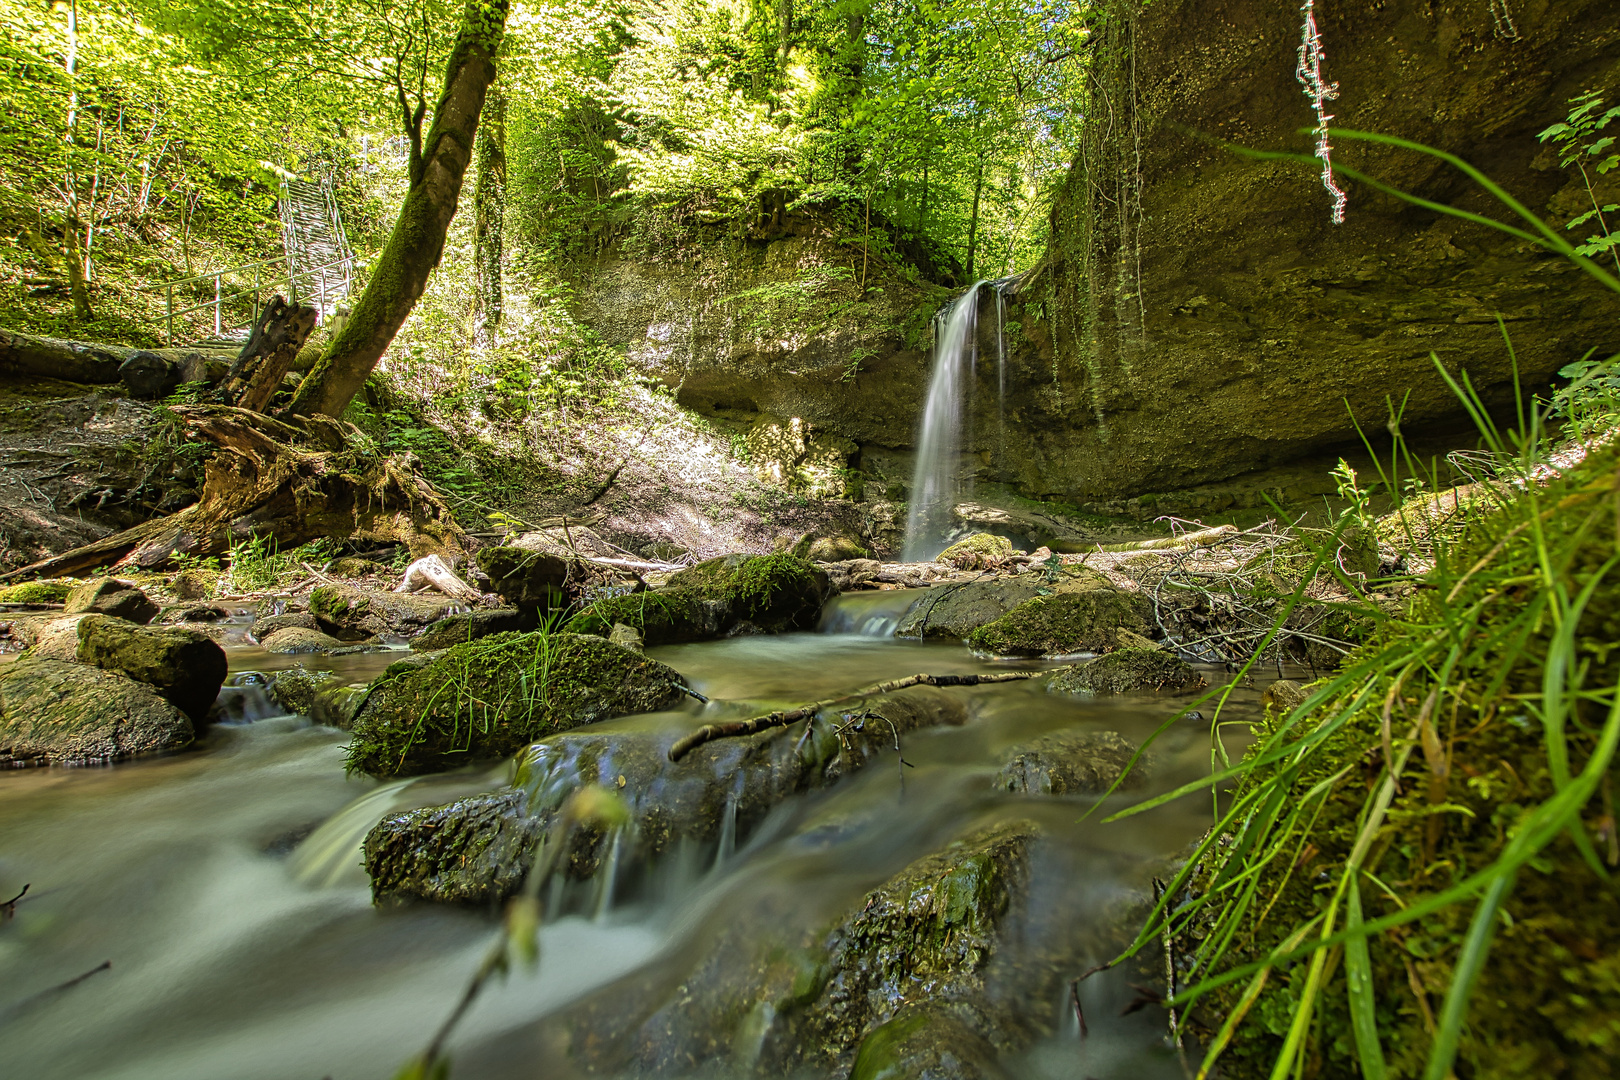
[0, 624, 1262, 1080]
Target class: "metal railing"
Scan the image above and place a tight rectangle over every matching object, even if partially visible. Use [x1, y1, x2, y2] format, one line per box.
[138, 251, 358, 347]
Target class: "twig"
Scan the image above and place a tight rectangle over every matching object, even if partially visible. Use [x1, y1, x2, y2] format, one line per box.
[1, 883, 28, 920]
[0, 960, 111, 1025]
[1070, 978, 1089, 1039]
[668, 668, 1065, 761]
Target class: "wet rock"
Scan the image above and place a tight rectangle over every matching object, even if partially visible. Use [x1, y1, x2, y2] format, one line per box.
[894, 567, 1112, 640]
[64, 577, 159, 624]
[410, 608, 529, 651]
[994, 730, 1143, 796]
[965, 589, 1152, 658]
[564, 588, 728, 645]
[169, 568, 220, 601]
[938, 533, 1017, 570]
[0, 581, 70, 605]
[609, 623, 644, 652]
[666, 553, 833, 632]
[346, 631, 690, 778]
[308, 583, 458, 640]
[261, 626, 348, 654]
[364, 686, 970, 902]
[0, 658, 192, 765]
[19, 614, 91, 660]
[268, 667, 338, 716]
[253, 611, 319, 639]
[1262, 679, 1311, 719]
[312, 682, 369, 729]
[1048, 649, 1204, 695]
[474, 547, 569, 610]
[162, 604, 230, 623]
[806, 534, 870, 562]
[74, 614, 228, 723]
[851, 1005, 1012, 1080]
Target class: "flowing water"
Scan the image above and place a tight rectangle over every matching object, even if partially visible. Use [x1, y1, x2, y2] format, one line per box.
[0, 597, 1261, 1079]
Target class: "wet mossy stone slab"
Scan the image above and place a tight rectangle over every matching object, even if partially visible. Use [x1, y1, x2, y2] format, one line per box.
[1047, 647, 1204, 695]
[965, 589, 1151, 658]
[308, 583, 459, 641]
[410, 608, 530, 651]
[0, 581, 70, 605]
[563, 588, 728, 645]
[345, 631, 690, 778]
[0, 658, 193, 766]
[850, 1003, 1012, 1080]
[894, 567, 1113, 641]
[260, 626, 348, 654]
[665, 553, 833, 632]
[543, 819, 1040, 1078]
[364, 686, 970, 903]
[993, 730, 1144, 796]
[268, 667, 337, 716]
[937, 532, 1017, 569]
[74, 613, 228, 723]
[474, 547, 569, 609]
[64, 576, 158, 624]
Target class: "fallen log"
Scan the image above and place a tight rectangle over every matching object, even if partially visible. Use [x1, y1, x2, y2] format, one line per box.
[396, 554, 482, 603]
[1093, 524, 1240, 553]
[0, 327, 231, 387]
[1, 405, 465, 581]
[667, 668, 1070, 761]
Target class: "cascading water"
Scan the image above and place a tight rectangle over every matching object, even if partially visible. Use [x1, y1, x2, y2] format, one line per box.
[902, 281, 985, 562]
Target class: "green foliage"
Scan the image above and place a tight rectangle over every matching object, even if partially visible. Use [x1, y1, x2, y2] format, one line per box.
[226, 534, 332, 592]
[1538, 90, 1620, 270]
[1544, 355, 1620, 443]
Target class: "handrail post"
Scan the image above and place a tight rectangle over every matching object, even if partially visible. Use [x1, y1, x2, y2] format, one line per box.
[214, 274, 221, 336]
[166, 284, 174, 345]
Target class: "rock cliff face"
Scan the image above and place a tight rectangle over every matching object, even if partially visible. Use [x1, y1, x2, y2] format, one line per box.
[567, 0, 1620, 512]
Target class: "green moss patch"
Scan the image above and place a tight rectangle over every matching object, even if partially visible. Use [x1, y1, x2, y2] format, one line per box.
[1049, 647, 1204, 695]
[937, 532, 1017, 569]
[666, 553, 831, 631]
[965, 589, 1150, 657]
[0, 581, 71, 604]
[564, 588, 719, 644]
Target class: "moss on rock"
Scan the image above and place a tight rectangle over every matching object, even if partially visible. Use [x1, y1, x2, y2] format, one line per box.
[563, 588, 724, 645]
[965, 589, 1151, 657]
[994, 730, 1143, 796]
[268, 667, 338, 716]
[410, 608, 529, 651]
[938, 533, 1017, 569]
[74, 614, 228, 723]
[474, 547, 569, 609]
[0, 658, 192, 765]
[309, 583, 458, 640]
[0, 581, 71, 604]
[345, 631, 690, 777]
[1048, 648, 1204, 695]
[666, 553, 832, 631]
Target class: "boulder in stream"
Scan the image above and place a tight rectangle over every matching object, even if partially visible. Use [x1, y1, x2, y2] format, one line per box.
[252, 611, 319, 639]
[74, 614, 228, 723]
[965, 589, 1152, 658]
[260, 626, 348, 654]
[0, 657, 192, 765]
[564, 588, 727, 645]
[268, 667, 338, 715]
[345, 631, 691, 777]
[894, 566, 1112, 640]
[308, 583, 458, 640]
[474, 547, 569, 610]
[666, 553, 833, 632]
[63, 577, 159, 624]
[937, 532, 1017, 570]
[364, 686, 970, 903]
[410, 608, 529, 650]
[1048, 648, 1204, 695]
[993, 730, 1144, 796]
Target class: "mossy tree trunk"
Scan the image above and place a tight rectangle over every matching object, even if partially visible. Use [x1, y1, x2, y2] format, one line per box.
[288, 0, 510, 418]
[472, 84, 506, 347]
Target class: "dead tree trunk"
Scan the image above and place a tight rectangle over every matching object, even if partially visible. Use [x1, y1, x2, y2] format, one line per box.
[0, 406, 465, 581]
[215, 297, 318, 411]
[288, 0, 510, 418]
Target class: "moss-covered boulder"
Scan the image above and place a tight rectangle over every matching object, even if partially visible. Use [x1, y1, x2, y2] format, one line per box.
[252, 611, 318, 639]
[64, 577, 158, 624]
[308, 583, 458, 641]
[965, 589, 1152, 657]
[74, 614, 228, 723]
[169, 568, 220, 601]
[937, 533, 1017, 569]
[474, 547, 569, 609]
[345, 631, 691, 777]
[894, 567, 1113, 640]
[261, 626, 347, 654]
[312, 682, 369, 729]
[0, 581, 71, 605]
[1260, 679, 1310, 719]
[268, 667, 337, 716]
[806, 534, 870, 562]
[0, 658, 193, 765]
[666, 553, 833, 631]
[850, 1005, 1011, 1080]
[994, 730, 1144, 796]
[410, 608, 529, 651]
[1048, 648, 1204, 695]
[563, 588, 726, 645]
[364, 686, 970, 903]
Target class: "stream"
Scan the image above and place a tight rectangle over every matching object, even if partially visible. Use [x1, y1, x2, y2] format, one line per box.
[0, 591, 1259, 1079]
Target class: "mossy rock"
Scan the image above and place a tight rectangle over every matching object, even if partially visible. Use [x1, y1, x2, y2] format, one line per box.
[563, 588, 726, 645]
[345, 631, 691, 777]
[965, 589, 1151, 657]
[410, 608, 530, 651]
[169, 568, 220, 601]
[0, 581, 71, 605]
[937, 533, 1017, 569]
[474, 547, 569, 609]
[63, 577, 158, 624]
[850, 1004, 1011, 1080]
[0, 658, 192, 766]
[308, 583, 457, 640]
[268, 667, 337, 716]
[75, 613, 228, 723]
[1048, 648, 1204, 695]
[328, 556, 383, 578]
[806, 534, 871, 562]
[261, 626, 347, 654]
[364, 686, 970, 903]
[994, 730, 1144, 796]
[666, 553, 832, 631]
[894, 567, 1114, 640]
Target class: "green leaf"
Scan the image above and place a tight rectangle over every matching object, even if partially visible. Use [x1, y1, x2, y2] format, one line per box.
[1345, 877, 1388, 1080]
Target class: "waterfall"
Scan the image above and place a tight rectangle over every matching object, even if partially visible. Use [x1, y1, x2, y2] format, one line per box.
[902, 281, 986, 562]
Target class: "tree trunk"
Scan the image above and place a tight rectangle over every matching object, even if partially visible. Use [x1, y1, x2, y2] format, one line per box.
[472, 85, 507, 346]
[288, 0, 510, 418]
[966, 156, 984, 280]
[215, 297, 319, 412]
[1, 406, 465, 581]
[61, 0, 93, 321]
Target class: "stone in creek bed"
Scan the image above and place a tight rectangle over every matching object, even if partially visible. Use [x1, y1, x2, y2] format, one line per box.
[74, 613, 228, 723]
[363, 685, 969, 903]
[307, 583, 460, 641]
[993, 729, 1144, 796]
[260, 626, 348, 654]
[253, 612, 319, 639]
[1047, 647, 1204, 695]
[268, 667, 338, 715]
[0, 657, 192, 765]
[63, 576, 159, 625]
[409, 608, 530, 651]
[964, 589, 1152, 658]
[893, 567, 1114, 641]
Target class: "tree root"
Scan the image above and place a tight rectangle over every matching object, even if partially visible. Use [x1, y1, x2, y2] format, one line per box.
[1, 405, 465, 580]
[667, 668, 1068, 761]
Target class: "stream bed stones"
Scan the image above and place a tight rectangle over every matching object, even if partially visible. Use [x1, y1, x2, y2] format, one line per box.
[363, 686, 970, 903]
[73, 613, 228, 722]
[1048, 647, 1204, 695]
[0, 657, 193, 765]
[344, 631, 692, 777]
[308, 583, 461, 641]
[994, 730, 1144, 796]
[965, 590, 1152, 657]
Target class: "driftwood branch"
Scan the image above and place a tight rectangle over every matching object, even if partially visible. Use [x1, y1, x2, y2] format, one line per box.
[1094, 524, 1239, 553]
[667, 668, 1066, 761]
[396, 554, 482, 603]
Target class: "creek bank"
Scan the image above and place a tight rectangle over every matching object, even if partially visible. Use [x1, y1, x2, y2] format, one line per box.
[364, 686, 968, 903]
